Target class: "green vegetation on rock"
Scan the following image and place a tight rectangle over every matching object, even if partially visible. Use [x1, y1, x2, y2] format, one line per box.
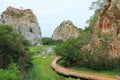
[7, 10, 24, 18]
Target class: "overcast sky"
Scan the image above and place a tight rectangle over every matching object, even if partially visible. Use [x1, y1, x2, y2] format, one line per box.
[0, 0, 96, 37]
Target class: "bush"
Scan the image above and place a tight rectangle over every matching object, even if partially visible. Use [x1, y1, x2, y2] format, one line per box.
[0, 63, 23, 80]
[84, 52, 120, 70]
[8, 10, 24, 18]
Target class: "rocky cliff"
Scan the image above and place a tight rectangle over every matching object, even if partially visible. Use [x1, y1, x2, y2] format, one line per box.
[52, 20, 80, 41]
[87, 0, 120, 58]
[0, 6, 42, 45]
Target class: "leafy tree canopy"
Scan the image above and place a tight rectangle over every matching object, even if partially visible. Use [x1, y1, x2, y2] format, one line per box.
[42, 37, 63, 45]
[0, 25, 31, 72]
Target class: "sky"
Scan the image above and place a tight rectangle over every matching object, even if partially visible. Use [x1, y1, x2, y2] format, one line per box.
[0, 0, 96, 37]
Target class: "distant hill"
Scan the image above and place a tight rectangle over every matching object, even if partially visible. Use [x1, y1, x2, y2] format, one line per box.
[52, 20, 80, 41]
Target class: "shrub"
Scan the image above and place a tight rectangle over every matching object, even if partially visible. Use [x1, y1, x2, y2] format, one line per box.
[0, 63, 23, 80]
[8, 10, 24, 18]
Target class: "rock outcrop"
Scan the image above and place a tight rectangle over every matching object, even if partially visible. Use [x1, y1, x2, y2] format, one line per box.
[0, 6, 42, 45]
[87, 0, 120, 58]
[52, 20, 80, 41]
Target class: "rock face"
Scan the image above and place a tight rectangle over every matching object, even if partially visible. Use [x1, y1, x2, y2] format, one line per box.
[87, 0, 120, 58]
[1, 6, 42, 45]
[52, 20, 80, 41]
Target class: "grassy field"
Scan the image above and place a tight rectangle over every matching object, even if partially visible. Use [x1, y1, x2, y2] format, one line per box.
[26, 55, 75, 80]
[26, 46, 75, 80]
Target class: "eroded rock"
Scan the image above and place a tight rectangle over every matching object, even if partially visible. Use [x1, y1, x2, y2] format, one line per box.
[1, 6, 42, 45]
[52, 20, 80, 41]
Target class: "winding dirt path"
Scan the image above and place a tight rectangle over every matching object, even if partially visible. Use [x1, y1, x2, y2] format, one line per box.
[51, 56, 119, 80]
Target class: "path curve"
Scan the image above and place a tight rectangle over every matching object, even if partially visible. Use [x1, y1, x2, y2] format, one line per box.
[51, 56, 119, 80]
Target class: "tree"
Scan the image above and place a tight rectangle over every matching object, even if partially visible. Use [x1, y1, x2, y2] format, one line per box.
[89, 0, 105, 10]
[42, 37, 63, 45]
[54, 26, 93, 67]
[55, 38, 82, 67]
[0, 25, 31, 73]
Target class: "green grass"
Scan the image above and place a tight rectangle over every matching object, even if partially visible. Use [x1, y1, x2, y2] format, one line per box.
[28, 45, 48, 53]
[72, 67, 119, 78]
[26, 55, 75, 80]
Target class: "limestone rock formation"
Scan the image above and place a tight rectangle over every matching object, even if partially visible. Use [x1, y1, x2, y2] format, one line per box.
[52, 20, 80, 41]
[87, 0, 120, 58]
[0, 6, 42, 45]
